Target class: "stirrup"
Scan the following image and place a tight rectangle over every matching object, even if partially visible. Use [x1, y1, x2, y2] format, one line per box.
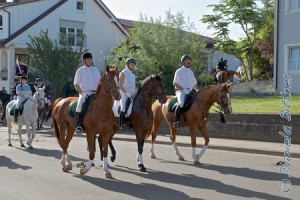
[173, 121, 181, 129]
[75, 126, 83, 134]
[120, 124, 127, 131]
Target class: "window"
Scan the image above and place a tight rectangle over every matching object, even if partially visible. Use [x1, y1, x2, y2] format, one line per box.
[288, 0, 300, 12]
[60, 26, 84, 46]
[0, 15, 2, 31]
[288, 47, 300, 71]
[77, 1, 84, 11]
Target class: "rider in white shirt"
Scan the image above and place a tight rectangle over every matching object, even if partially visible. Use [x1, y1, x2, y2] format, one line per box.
[119, 58, 136, 130]
[173, 55, 197, 129]
[73, 52, 101, 134]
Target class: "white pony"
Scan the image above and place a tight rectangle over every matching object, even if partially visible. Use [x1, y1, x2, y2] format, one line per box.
[5, 86, 42, 148]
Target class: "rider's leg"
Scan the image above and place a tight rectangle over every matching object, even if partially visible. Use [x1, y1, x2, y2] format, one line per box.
[120, 92, 129, 130]
[173, 91, 185, 129]
[74, 95, 84, 134]
[14, 98, 23, 122]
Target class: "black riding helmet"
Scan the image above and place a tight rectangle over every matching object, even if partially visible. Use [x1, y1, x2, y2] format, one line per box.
[82, 52, 93, 60]
[21, 76, 27, 80]
[35, 78, 41, 82]
[126, 57, 136, 65]
[181, 55, 191, 63]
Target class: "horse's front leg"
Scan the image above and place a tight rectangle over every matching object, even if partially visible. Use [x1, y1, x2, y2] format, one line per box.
[169, 126, 184, 161]
[100, 133, 113, 178]
[25, 123, 34, 149]
[194, 125, 209, 164]
[80, 133, 97, 176]
[136, 132, 147, 172]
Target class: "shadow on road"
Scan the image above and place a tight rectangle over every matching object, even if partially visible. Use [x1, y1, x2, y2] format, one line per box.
[0, 155, 32, 170]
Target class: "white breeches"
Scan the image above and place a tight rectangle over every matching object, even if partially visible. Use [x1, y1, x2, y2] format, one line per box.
[120, 91, 129, 112]
[175, 90, 186, 108]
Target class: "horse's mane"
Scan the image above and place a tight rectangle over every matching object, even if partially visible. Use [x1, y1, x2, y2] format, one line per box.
[95, 72, 106, 95]
[136, 74, 162, 96]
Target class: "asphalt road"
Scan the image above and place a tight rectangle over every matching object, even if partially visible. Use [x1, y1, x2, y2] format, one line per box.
[0, 125, 299, 200]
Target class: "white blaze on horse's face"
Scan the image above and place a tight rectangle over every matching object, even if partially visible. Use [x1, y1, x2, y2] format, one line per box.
[226, 93, 232, 113]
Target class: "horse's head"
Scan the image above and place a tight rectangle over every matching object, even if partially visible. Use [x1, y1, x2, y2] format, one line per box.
[103, 65, 121, 100]
[218, 83, 232, 114]
[34, 85, 46, 107]
[143, 73, 167, 104]
[210, 66, 217, 75]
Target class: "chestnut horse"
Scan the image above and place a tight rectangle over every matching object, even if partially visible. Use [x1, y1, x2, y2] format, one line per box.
[99, 74, 167, 172]
[52, 66, 120, 178]
[148, 83, 232, 164]
[211, 67, 242, 84]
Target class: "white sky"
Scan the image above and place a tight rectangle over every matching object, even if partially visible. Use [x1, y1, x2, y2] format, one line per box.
[101, 0, 246, 40]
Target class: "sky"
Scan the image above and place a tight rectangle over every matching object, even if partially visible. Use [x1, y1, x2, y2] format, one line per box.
[101, 0, 246, 40]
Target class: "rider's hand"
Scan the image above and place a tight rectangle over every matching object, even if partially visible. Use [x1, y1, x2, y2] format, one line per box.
[81, 92, 87, 98]
[125, 92, 133, 98]
[183, 89, 190, 95]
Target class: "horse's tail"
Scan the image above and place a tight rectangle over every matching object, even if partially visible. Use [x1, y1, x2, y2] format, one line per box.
[52, 115, 61, 147]
[46, 97, 63, 122]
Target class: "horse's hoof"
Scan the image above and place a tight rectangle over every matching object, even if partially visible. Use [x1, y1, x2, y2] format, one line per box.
[178, 156, 185, 161]
[194, 160, 201, 165]
[28, 146, 34, 149]
[150, 154, 156, 159]
[21, 144, 25, 147]
[80, 168, 87, 175]
[68, 165, 73, 170]
[8, 143, 12, 147]
[105, 171, 113, 179]
[138, 164, 147, 172]
[62, 167, 69, 172]
[111, 155, 116, 162]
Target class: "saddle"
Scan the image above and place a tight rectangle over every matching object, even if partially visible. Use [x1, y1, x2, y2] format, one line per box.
[168, 89, 197, 113]
[9, 100, 28, 116]
[68, 94, 94, 118]
[112, 97, 133, 118]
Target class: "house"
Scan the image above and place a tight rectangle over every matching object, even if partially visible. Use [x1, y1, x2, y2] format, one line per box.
[0, 0, 128, 93]
[118, 18, 241, 78]
[274, 0, 300, 94]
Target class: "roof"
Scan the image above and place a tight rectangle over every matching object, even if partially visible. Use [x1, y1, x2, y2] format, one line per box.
[117, 18, 216, 46]
[0, 0, 128, 47]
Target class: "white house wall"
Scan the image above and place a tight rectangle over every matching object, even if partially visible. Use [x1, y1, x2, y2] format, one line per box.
[8, 0, 126, 72]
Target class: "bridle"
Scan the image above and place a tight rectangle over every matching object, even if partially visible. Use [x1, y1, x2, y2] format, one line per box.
[103, 72, 119, 98]
[149, 80, 164, 100]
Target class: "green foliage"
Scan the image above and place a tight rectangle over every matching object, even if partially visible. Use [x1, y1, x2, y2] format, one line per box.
[201, 0, 274, 80]
[26, 30, 83, 97]
[106, 10, 206, 94]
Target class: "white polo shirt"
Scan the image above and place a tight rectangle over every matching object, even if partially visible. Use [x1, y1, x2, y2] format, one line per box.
[120, 67, 136, 93]
[173, 66, 197, 90]
[73, 65, 101, 92]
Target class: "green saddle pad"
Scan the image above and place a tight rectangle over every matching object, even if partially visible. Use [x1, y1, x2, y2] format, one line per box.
[69, 101, 77, 118]
[168, 97, 178, 112]
[9, 104, 16, 116]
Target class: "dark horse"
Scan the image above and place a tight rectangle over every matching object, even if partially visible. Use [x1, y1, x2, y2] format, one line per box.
[34, 85, 51, 130]
[211, 67, 242, 84]
[52, 66, 120, 178]
[148, 83, 232, 164]
[99, 74, 167, 172]
[0, 91, 10, 122]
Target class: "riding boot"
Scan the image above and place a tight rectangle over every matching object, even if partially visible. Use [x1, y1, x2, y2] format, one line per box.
[173, 106, 182, 129]
[14, 109, 19, 123]
[119, 111, 126, 131]
[75, 112, 83, 134]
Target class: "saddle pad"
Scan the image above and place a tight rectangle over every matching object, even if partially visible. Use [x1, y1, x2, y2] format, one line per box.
[69, 101, 77, 118]
[168, 97, 178, 113]
[9, 102, 25, 116]
[112, 100, 133, 118]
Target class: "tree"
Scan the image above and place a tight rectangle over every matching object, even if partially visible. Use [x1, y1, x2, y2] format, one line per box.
[26, 30, 83, 98]
[201, 0, 269, 80]
[106, 10, 207, 94]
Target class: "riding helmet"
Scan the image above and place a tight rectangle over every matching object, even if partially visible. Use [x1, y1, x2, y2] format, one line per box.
[21, 76, 27, 80]
[35, 78, 41, 82]
[82, 52, 93, 60]
[181, 55, 192, 63]
[126, 57, 136, 65]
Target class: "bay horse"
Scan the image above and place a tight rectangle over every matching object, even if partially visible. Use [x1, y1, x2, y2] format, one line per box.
[5, 90, 42, 148]
[35, 85, 51, 130]
[99, 74, 167, 172]
[148, 83, 232, 164]
[0, 91, 11, 122]
[211, 67, 241, 84]
[52, 66, 120, 178]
